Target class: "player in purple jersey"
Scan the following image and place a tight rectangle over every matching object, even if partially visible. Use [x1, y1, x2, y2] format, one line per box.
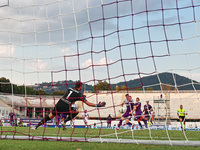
[135, 97, 146, 129]
[61, 113, 68, 130]
[55, 114, 60, 128]
[107, 114, 112, 128]
[116, 95, 136, 130]
[32, 82, 106, 130]
[143, 101, 153, 127]
[61, 102, 78, 130]
[9, 110, 15, 126]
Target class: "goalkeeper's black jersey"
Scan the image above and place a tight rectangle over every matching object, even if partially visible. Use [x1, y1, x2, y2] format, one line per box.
[60, 88, 87, 105]
[52, 88, 86, 115]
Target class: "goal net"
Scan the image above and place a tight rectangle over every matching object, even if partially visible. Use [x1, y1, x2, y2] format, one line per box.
[0, 0, 200, 146]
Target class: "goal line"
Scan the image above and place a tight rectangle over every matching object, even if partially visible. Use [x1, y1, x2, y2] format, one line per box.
[1, 135, 200, 146]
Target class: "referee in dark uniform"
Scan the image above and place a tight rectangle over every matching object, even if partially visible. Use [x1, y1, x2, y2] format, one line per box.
[32, 81, 106, 130]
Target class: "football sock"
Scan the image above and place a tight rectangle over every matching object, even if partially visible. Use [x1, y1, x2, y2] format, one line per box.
[180, 122, 183, 128]
[138, 122, 142, 128]
[144, 120, 147, 128]
[118, 120, 122, 127]
[65, 113, 78, 123]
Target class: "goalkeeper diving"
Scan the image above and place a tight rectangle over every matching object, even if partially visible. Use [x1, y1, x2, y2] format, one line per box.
[32, 81, 106, 130]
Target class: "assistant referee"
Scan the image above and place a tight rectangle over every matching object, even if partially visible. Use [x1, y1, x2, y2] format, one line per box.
[177, 105, 187, 130]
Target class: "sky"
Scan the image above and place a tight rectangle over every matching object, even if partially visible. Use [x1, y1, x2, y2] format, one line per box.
[0, 0, 200, 89]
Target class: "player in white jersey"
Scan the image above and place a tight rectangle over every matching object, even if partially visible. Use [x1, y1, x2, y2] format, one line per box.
[1, 113, 5, 125]
[82, 110, 89, 127]
[70, 102, 78, 127]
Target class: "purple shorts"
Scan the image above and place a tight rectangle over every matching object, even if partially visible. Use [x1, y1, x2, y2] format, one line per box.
[135, 113, 143, 120]
[144, 114, 150, 119]
[107, 121, 111, 124]
[122, 111, 132, 120]
[61, 113, 67, 118]
[56, 115, 60, 121]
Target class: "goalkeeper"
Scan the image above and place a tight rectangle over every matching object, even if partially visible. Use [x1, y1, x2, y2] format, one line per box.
[32, 81, 106, 130]
[177, 105, 187, 130]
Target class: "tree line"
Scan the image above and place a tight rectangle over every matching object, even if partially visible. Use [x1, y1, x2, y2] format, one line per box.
[0, 77, 47, 95]
[0, 77, 153, 95]
[93, 81, 153, 91]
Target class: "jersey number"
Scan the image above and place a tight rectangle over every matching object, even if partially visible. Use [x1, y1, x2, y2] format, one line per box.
[66, 90, 73, 100]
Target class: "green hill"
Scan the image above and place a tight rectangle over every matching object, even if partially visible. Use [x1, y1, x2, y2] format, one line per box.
[34, 72, 200, 94]
[111, 72, 200, 90]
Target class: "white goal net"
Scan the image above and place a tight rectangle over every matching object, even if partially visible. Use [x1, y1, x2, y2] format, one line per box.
[0, 0, 200, 146]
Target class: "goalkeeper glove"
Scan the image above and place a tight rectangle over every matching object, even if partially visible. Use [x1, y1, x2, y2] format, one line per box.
[96, 101, 106, 107]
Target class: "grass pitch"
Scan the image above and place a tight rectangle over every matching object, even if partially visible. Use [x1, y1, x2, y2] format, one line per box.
[1, 126, 200, 140]
[1, 127, 200, 149]
[0, 139, 200, 150]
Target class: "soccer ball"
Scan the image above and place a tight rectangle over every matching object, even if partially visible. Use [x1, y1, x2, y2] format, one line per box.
[119, 107, 125, 113]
